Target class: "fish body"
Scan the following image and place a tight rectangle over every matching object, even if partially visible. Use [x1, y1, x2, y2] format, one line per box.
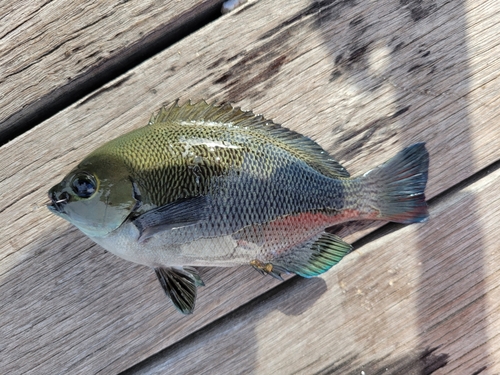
[48, 101, 429, 314]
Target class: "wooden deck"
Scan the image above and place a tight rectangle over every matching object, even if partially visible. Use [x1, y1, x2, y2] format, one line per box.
[1, 0, 499, 373]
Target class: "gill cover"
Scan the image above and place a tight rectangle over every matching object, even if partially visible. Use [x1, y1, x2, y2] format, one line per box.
[50, 153, 136, 238]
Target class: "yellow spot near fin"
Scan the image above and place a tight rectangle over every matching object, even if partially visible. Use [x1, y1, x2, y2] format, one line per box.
[250, 259, 284, 281]
[250, 259, 272, 273]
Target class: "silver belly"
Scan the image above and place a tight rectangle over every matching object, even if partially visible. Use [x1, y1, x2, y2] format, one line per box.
[89, 221, 259, 268]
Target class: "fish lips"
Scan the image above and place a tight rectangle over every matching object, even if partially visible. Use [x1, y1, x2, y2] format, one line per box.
[47, 201, 69, 220]
[47, 188, 69, 218]
[47, 202, 65, 215]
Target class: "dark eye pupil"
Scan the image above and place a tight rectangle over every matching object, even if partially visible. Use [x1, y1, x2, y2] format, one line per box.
[71, 174, 96, 198]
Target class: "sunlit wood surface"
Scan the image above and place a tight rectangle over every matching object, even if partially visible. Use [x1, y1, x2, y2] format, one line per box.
[1, 0, 499, 374]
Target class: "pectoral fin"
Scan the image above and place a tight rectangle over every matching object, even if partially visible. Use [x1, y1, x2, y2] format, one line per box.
[133, 196, 208, 242]
[154, 266, 205, 315]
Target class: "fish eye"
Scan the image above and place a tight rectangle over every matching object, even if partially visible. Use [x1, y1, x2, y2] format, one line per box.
[71, 173, 97, 199]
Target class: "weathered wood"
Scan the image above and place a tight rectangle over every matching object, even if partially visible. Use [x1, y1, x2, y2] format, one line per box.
[0, 0, 222, 141]
[127, 162, 500, 375]
[1, 0, 499, 373]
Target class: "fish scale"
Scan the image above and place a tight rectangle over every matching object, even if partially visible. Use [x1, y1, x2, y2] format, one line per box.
[48, 100, 429, 314]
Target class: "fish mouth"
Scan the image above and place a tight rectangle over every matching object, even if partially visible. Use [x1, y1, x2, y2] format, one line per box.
[47, 190, 69, 216]
[47, 202, 63, 214]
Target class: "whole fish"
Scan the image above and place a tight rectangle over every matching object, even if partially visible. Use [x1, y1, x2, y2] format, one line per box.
[48, 101, 429, 314]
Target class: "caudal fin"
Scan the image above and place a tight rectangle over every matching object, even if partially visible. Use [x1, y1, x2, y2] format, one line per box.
[363, 143, 429, 224]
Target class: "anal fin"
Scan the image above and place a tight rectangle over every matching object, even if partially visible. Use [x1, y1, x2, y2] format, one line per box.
[273, 232, 352, 278]
[154, 266, 204, 315]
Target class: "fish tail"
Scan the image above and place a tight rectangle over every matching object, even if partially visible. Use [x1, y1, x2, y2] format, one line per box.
[362, 143, 429, 224]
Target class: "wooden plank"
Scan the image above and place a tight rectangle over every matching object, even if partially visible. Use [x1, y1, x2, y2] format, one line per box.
[127, 159, 500, 375]
[1, 0, 499, 373]
[0, 0, 222, 140]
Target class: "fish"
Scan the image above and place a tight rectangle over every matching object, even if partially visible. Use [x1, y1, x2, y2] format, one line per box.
[48, 101, 429, 314]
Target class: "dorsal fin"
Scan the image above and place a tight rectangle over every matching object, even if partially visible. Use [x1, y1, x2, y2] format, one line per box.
[149, 100, 350, 178]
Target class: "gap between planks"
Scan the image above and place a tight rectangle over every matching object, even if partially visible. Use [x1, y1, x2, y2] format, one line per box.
[0, 0, 224, 144]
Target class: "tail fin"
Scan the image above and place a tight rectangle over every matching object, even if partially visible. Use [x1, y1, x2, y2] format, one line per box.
[363, 143, 429, 224]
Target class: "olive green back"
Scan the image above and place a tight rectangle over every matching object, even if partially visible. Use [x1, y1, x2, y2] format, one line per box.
[86, 101, 349, 207]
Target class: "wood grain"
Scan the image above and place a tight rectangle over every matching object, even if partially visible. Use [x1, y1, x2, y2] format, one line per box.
[0, 0, 222, 140]
[128, 160, 500, 375]
[1, 0, 499, 373]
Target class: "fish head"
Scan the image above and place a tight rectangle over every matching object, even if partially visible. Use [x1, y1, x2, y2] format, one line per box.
[48, 153, 136, 238]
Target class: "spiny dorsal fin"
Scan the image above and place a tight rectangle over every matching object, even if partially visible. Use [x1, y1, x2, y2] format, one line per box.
[149, 100, 350, 178]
